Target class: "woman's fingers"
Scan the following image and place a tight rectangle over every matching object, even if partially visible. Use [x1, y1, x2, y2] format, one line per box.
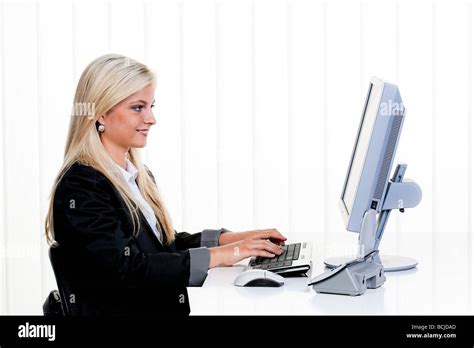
[269, 238, 286, 246]
[257, 228, 287, 242]
[248, 239, 283, 255]
[255, 250, 276, 258]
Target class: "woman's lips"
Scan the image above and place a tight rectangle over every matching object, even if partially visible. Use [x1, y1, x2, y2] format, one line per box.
[137, 129, 149, 136]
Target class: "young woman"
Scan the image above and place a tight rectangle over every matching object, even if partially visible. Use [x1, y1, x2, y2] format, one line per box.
[44, 53, 286, 318]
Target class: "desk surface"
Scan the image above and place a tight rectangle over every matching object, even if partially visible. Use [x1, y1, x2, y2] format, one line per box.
[187, 251, 473, 315]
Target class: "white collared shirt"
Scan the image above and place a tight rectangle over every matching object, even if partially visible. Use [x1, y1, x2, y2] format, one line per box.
[116, 159, 162, 244]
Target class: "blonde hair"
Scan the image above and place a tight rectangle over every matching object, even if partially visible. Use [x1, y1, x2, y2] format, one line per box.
[44, 53, 175, 246]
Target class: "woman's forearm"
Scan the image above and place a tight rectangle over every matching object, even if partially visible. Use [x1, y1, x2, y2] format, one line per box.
[208, 247, 223, 268]
[218, 231, 252, 246]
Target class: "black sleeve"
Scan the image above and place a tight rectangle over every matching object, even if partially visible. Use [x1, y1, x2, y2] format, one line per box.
[54, 167, 191, 288]
[174, 231, 202, 250]
[174, 228, 230, 251]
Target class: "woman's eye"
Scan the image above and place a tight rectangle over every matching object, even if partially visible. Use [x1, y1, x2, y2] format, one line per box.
[151, 104, 155, 109]
[132, 105, 144, 112]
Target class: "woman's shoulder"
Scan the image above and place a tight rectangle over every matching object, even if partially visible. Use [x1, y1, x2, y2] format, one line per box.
[62, 161, 100, 178]
[56, 161, 109, 191]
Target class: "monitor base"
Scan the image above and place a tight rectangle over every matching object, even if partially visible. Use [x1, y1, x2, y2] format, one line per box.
[324, 254, 418, 272]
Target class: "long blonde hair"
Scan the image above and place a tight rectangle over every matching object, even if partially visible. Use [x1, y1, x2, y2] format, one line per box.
[44, 53, 175, 246]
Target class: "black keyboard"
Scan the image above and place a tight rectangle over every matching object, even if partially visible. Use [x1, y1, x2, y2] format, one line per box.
[249, 243, 302, 270]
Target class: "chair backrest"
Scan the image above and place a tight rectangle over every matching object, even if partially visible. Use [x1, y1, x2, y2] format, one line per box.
[49, 247, 80, 317]
[43, 289, 63, 316]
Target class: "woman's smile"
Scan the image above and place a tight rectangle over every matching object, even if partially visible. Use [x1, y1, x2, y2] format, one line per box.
[136, 128, 149, 136]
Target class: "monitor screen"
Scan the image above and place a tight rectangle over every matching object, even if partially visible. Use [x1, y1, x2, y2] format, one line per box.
[341, 82, 384, 216]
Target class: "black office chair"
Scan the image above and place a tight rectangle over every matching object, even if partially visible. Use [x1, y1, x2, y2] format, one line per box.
[43, 246, 80, 317]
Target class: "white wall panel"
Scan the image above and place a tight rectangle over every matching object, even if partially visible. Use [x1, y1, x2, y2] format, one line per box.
[72, 0, 109, 83]
[470, 0, 474, 315]
[0, 0, 6, 315]
[109, 0, 145, 63]
[253, 0, 289, 232]
[37, 0, 75, 314]
[432, 1, 470, 314]
[181, 0, 218, 232]
[215, 0, 254, 231]
[2, 1, 42, 314]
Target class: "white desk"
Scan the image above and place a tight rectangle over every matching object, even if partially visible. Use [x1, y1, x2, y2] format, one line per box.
[187, 250, 473, 315]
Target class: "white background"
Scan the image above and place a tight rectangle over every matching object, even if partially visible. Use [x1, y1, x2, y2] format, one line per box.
[0, 0, 473, 314]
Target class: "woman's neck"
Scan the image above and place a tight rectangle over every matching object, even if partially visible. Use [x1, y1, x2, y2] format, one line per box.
[101, 138, 129, 170]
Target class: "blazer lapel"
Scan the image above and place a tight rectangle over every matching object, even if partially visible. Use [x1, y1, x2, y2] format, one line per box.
[136, 209, 164, 251]
[110, 185, 164, 251]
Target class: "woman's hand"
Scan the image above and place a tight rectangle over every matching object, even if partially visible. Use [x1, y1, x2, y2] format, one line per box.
[208, 238, 284, 268]
[218, 228, 287, 246]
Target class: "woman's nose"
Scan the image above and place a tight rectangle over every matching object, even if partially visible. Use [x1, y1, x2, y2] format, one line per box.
[144, 109, 156, 125]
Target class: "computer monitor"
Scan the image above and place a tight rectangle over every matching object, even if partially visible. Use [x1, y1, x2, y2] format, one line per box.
[325, 77, 422, 272]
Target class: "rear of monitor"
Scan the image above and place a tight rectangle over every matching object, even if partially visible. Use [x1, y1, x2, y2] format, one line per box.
[311, 77, 422, 296]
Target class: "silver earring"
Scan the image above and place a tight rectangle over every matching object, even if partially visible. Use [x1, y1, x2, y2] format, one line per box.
[98, 124, 105, 133]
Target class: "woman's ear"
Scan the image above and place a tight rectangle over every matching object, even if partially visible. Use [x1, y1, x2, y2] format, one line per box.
[99, 113, 107, 126]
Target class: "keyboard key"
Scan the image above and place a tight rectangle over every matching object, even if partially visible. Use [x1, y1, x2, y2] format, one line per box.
[277, 254, 286, 262]
[285, 253, 293, 261]
[283, 261, 293, 267]
[293, 245, 301, 260]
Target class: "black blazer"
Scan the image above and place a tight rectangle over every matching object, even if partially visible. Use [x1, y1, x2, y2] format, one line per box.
[52, 161, 204, 318]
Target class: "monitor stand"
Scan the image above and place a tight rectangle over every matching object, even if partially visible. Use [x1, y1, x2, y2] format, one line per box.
[324, 163, 420, 273]
[324, 254, 417, 272]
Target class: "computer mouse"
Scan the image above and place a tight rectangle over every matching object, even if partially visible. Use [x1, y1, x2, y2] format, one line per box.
[233, 269, 285, 287]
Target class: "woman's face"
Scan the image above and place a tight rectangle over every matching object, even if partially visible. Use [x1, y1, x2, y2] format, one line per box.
[99, 84, 156, 150]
